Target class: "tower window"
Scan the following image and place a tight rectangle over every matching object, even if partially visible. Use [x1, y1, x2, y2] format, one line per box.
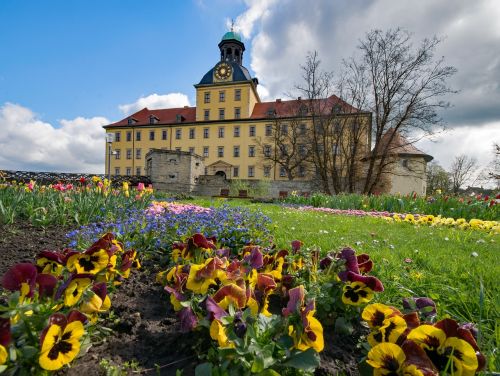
[235, 89, 241, 101]
[204, 109, 210, 121]
[219, 91, 225, 102]
[204, 92, 210, 104]
[234, 107, 241, 119]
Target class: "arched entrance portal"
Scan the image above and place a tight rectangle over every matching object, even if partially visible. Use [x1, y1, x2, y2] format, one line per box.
[215, 171, 226, 179]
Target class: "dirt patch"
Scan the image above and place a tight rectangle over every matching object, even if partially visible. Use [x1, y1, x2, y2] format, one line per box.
[0, 222, 365, 375]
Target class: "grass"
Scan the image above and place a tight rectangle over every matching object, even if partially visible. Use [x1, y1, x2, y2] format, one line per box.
[189, 197, 500, 371]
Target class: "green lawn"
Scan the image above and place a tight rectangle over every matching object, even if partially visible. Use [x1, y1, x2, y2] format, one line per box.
[190, 198, 500, 371]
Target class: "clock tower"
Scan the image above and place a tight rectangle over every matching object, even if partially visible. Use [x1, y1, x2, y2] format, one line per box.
[194, 30, 260, 121]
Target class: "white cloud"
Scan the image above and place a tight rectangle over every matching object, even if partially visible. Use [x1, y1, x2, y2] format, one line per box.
[118, 93, 191, 115]
[228, 0, 278, 39]
[415, 122, 500, 171]
[0, 102, 107, 173]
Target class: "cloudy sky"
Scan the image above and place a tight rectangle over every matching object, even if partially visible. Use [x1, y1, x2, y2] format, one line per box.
[1, 0, 499, 177]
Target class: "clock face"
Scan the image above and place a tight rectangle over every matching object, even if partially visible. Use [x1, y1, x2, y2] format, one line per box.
[214, 62, 232, 81]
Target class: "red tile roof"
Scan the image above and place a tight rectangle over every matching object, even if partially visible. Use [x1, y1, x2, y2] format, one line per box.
[105, 95, 363, 127]
[369, 128, 433, 161]
[250, 95, 361, 119]
[107, 107, 196, 127]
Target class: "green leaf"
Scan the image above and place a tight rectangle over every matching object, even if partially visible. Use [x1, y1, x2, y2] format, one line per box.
[257, 370, 281, 376]
[251, 355, 265, 373]
[195, 363, 212, 376]
[0, 365, 7, 374]
[283, 348, 320, 371]
[334, 316, 354, 335]
[19, 346, 38, 359]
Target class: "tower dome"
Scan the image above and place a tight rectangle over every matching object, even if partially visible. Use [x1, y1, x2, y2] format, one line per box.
[218, 30, 245, 65]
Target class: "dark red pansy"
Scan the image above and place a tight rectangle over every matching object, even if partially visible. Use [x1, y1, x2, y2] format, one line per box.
[291, 240, 303, 253]
[213, 284, 247, 309]
[401, 340, 438, 375]
[37, 250, 65, 264]
[67, 310, 88, 324]
[165, 285, 186, 303]
[36, 273, 58, 297]
[356, 254, 373, 273]
[337, 248, 360, 281]
[256, 273, 276, 293]
[179, 307, 197, 333]
[204, 296, 227, 321]
[189, 233, 216, 250]
[0, 318, 11, 347]
[282, 285, 304, 316]
[91, 282, 108, 300]
[346, 271, 384, 292]
[243, 247, 263, 269]
[2, 263, 38, 297]
[319, 255, 333, 269]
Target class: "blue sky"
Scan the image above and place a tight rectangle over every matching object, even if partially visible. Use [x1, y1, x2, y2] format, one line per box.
[0, 0, 248, 124]
[0, 0, 499, 182]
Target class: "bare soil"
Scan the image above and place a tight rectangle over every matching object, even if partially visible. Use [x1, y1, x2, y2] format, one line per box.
[0, 221, 364, 375]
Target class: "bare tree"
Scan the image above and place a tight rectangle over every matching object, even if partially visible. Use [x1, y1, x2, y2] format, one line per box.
[449, 154, 478, 193]
[254, 104, 314, 180]
[342, 28, 457, 194]
[295, 52, 371, 193]
[426, 161, 451, 193]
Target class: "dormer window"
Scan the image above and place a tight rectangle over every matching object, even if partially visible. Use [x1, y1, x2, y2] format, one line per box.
[127, 117, 137, 125]
[266, 108, 276, 117]
[149, 115, 159, 124]
[176, 114, 184, 123]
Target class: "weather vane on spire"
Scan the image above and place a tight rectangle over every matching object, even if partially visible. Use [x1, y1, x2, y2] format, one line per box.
[230, 18, 235, 32]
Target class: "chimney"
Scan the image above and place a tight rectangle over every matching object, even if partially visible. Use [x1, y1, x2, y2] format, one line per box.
[183, 106, 189, 108]
[298, 96, 302, 100]
[276, 98, 281, 102]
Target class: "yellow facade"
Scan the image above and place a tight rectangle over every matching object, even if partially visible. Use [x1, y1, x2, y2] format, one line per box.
[103, 31, 371, 181]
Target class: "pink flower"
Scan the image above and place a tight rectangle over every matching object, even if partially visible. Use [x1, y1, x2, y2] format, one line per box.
[137, 182, 145, 192]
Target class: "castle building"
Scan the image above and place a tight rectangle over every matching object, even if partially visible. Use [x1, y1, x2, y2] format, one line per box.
[103, 31, 371, 185]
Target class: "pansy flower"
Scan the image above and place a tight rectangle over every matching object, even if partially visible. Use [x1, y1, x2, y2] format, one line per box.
[407, 319, 482, 374]
[36, 251, 65, 276]
[66, 248, 110, 275]
[0, 318, 11, 365]
[286, 287, 324, 353]
[2, 263, 38, 299]
[79, 283, 111, 322]
[38, 313, 85, 370]
[368, 315, 408, 347]
[57, 274, 93, 307]
[186, 257, 226, 294]
[342, 281, 374, 305]
[210, 319, 232, 348]
[120, 249, 141, 278]
[362, 303, 402, 330]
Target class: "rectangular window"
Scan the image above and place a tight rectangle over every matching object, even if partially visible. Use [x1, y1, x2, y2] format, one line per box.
[219, 108, 225, 120]
[219, 90, 225, 102]
[281, 124, 288, 135]
[175, 129, 181, 140]
[136, 167, 141, 176]
[136, 149, 141, 159]
[189, 128, 195, 139]
[248, 145, 255, 157]
[203, 146, 209, 157]
[203, 128, 209, 138]
[189, 147, 195, 154]
[249, 125, 256, 137]
[299, 144, 306, 157]
[233, 146, 240, 157]
[234, 89, 241, 101]
[204, 109, 210, 121]
[234, 126, 240, 137]
[280, 145, 288, 158]
[300, 123, 307, 135]
[298, 165, 306, 177]
[280, 166, 286, 177]
[149, 131, 155, 141]
[218, 127, 225, 138]
[136, 131, 141, 141]
[234, 107, 241, 119]
[233, 167, 239, 177]
[114, 167, 120, 175]
[126, 131, 132, 142]
[204, 91, 210, 104]
[265, 125, 272, 136]
[114, 132, 121, 142]
[162, 130, 168, 140]
[264, 166, 271, 177]
[126, 149, 132, 160]
[218, 146, 224, 158]
[264, 145, 272, 158]
[115, 149, 121, 160]
[126, 167, 131, 176]
[248, 166, 255, 178]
